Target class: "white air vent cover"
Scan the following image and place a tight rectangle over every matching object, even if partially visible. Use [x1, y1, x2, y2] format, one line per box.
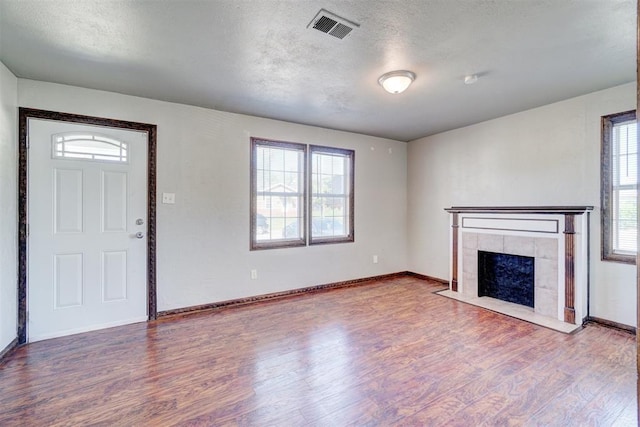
[307, 9, 359, 40]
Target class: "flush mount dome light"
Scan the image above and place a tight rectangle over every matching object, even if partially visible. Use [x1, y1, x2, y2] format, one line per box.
[464, 74, 479, 85]
[378, 70, 416, 94]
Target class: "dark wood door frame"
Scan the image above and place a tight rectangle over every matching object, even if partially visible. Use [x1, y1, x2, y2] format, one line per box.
[17, 108, 157, 344]
[636, 0, 640, 420]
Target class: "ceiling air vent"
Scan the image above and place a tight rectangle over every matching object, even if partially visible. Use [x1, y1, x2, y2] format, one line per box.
[307, 9, 359, 40]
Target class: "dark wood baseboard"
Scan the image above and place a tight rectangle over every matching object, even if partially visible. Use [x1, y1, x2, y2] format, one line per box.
[405, 271, 449, 285]
[0, 338, 18, 365]
[158, 271, 440, 318]
[585, 316, 636, 335]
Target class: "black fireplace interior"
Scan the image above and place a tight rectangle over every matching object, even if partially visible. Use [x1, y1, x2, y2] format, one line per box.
[478, 250, 534, 308]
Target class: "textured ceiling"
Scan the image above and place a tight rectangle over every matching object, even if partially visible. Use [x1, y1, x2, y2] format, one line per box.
[0, 0, 635, 141]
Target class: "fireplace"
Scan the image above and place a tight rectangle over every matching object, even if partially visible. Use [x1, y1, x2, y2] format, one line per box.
[443, 206, 592, 331]
[478, 251, 534, 308]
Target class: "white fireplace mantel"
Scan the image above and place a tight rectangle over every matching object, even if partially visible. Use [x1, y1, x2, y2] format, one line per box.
[444, 206, 593, 331]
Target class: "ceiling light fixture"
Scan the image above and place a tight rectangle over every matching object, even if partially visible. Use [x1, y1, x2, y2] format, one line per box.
[378, 70, 416, 94]
[464, 74, 479, 85]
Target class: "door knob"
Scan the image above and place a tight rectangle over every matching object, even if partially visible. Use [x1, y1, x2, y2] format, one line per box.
[135, 232, 144, 239]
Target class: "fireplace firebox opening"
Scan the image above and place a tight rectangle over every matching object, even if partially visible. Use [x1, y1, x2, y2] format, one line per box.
[478, 251, 534, 308]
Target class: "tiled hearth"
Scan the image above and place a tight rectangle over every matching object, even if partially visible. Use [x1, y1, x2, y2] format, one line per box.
[463, 233, 558, 317]
[442, 206, 592, 333]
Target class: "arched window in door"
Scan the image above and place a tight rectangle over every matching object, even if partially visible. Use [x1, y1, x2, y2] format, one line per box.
[52, 132, 128, 163]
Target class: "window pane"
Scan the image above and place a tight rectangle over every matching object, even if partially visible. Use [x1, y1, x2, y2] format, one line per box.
[614, 121, 638, 187]
[321, 155, 333, 175]
[256, 170, 266, 192]
[333, 156, 345, 175]
[256, 147, 265, 169]
[330, 175, 345, 193]
[284, 150, 299, 172]
[52, 132, 128, 163]
[270, 148, 285, 171]
[602, 111, 637, 262]
[283, 218, 302, 239]
[284, 172, 300, 192]
[612, 119, 638, 254]
[310, 147, 354, 243]
[268, 171, 282, 188]
[251, 139, 306, 249]
[269, 217, 285, 240]
[613, 189, 637, 253]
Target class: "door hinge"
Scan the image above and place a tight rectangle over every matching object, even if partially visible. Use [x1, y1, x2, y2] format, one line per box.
[26, 134, 29, 149]
[26, 224, 29, 237]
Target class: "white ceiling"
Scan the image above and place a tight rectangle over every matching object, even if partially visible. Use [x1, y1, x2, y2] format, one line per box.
[0, 0, 635, 141]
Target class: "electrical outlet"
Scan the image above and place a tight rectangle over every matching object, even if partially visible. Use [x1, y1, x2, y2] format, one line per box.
[250, 269, 258, 280]
[373, 255, 378, 264]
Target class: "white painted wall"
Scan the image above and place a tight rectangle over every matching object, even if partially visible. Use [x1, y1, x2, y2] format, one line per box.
[408, 83, 637, 327]
[0, 62, 18, 350]
[18, 79, 408, 312]
[9, 78, 636, 330]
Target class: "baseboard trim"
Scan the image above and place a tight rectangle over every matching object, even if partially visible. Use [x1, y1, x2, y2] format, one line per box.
[405, 271, 449, 285]
[158, 271, 440, 318]
[585, 316, 636, 335]
[0, 338, 19, 364]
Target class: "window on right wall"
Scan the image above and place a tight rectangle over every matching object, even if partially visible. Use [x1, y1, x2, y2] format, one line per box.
[601, 110, 637, 264]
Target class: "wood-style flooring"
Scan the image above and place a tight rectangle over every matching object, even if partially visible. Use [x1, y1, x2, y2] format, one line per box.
[0, 276, 636, 426]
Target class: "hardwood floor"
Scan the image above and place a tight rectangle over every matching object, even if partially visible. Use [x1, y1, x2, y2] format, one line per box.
[0, 276, 636, 426]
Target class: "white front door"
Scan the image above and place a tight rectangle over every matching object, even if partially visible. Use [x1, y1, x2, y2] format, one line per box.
[27, 119, 148, 342]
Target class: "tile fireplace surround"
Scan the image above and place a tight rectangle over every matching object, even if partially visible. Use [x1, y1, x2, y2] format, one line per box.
[443, 206, 592, 333]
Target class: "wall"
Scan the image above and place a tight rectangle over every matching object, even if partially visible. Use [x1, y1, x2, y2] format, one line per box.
[408, 83, 637, 327]
[13, 78, 636, 329]
[18, 79, 408, 312]
[0, 62, 18, 350]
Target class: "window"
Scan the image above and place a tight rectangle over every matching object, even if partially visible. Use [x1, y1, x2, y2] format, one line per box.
[52, 132, 128, 163]
[601, 110, 637, 263]
[310, 145, 354, 244]
[250, 138, 354, 250]
[251, 139, 306, 250]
